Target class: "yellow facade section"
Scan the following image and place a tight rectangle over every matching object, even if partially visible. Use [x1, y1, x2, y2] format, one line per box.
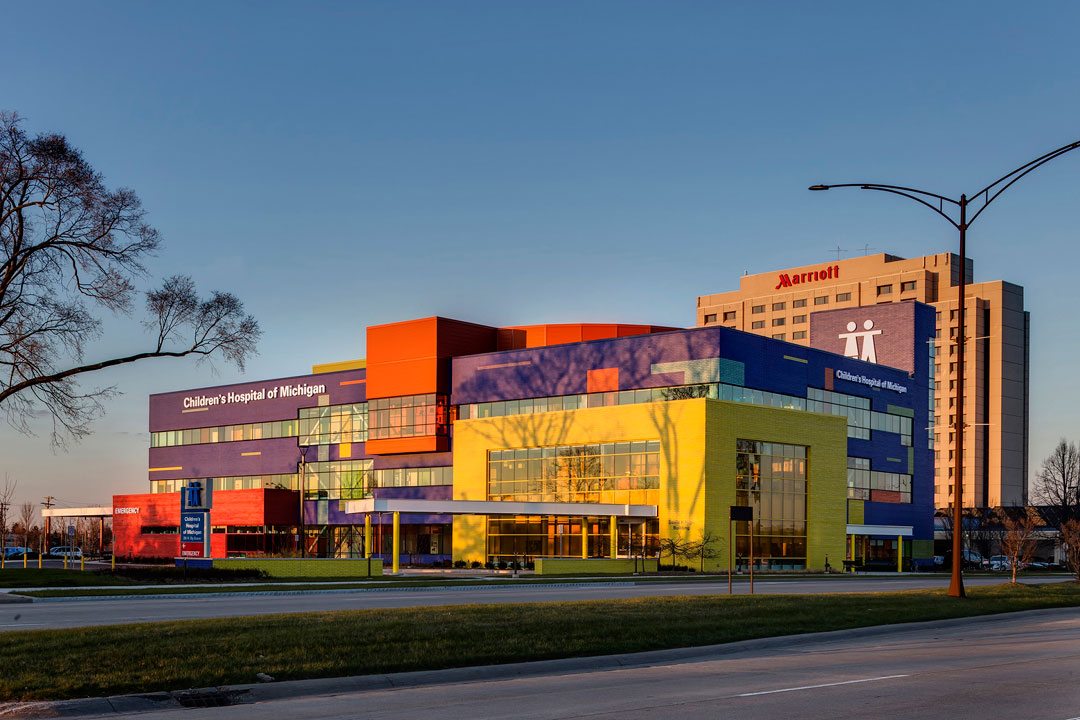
[311, 358, 367, 374]
[847, 499, 865, 525]
[452, 398, 849, 571]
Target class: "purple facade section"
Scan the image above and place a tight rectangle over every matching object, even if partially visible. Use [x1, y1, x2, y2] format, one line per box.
[452, 328, 724, 404]
[371, 452, 454, 470]
[810, 302, 919, 373]
[150, 369, 366, 432]
[149, 437, 301, 481]
[304, 485, 452, 526]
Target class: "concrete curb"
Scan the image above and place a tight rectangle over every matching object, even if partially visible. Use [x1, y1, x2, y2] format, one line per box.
[23, 581, 632, 603]
[6, 605, 1079, 718]
[0, 595, 31, 605]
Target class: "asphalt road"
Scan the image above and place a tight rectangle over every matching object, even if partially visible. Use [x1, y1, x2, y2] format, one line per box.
[0, 575, 1069, 632]
[69, 606, 1080, 720]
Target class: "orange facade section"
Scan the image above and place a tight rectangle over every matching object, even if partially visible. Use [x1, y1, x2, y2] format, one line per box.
[366, 317, 498, 399]
[497, 323, 677, 350]
[365, 436, 449, 455]
[587, 367, 620, 393]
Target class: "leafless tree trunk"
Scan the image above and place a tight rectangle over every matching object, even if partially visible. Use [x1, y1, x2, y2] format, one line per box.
[1060, 519, 1080, 582]
[687, 529, 723, 572]
[17, 501, 33, 548]
[0, 474, 14, 552]
[1001, 507, 1041, 583]
[0, 112, 260, 445]
[1033, 439, 1080, 518]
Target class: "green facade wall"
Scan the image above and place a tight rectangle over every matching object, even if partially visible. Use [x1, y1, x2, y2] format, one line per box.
[213, 557, 383, 577]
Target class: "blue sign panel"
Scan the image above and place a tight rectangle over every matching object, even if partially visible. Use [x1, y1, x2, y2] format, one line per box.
[180, 510, 210, 557]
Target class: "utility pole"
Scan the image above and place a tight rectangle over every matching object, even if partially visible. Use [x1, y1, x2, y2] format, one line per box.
[41, 496, 55, 556]
[0, 499, 8, 560]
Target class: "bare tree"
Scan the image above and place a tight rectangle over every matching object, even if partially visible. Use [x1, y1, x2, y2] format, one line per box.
[0, 474, 14, 553]
[0, 112, 260, 445]
[657, 535, 690, 571]
[1060, 519, 1080, 582]
[686, 529, 723, 573]
[1000, 507, 1041, 584]
[17, 501, 33, 548]
[1032, 439, 1080, 517]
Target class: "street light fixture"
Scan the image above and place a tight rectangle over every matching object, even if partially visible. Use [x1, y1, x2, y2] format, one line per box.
[810, 138, 1080, 598]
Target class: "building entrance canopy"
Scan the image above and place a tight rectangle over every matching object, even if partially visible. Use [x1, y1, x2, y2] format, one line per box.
[342, 498, 657, 574]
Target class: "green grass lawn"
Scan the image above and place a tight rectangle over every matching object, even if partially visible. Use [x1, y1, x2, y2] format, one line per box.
[0, 569, 136, 589]
[2, 582, 1079, 702]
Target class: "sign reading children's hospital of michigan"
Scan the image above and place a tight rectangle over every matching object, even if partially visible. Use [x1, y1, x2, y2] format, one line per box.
[809, 301, 922, 374]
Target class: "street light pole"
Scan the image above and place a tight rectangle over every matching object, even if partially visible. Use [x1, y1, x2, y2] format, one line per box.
[810, 138, 1080, 599]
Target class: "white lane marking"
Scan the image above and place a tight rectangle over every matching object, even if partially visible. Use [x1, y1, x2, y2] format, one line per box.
[736, 674, 909, 697]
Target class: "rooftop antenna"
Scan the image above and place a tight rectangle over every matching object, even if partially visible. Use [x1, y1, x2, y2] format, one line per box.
[832, 245, 847, 261]
[860, 244, 877, 256]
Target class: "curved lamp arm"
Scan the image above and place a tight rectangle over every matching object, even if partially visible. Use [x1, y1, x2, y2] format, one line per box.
[966, 139, 1080, 226]
[808, 182, 960, 229]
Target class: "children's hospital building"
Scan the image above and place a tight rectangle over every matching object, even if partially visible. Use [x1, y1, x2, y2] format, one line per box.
[113, 297, 938, 571]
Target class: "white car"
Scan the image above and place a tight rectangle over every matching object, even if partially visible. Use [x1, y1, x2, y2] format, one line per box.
[48, 546, 83, 559]
[989, 555, 1010, 571]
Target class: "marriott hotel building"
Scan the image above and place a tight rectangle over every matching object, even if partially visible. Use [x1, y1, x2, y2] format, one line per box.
[696, 252, 1029, 508]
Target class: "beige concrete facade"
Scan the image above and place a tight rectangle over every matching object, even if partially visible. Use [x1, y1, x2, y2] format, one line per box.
[696, 252, 1029, 508]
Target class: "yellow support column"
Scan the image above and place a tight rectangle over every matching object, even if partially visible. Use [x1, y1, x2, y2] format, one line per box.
[609, 516, 618, 559]
[391, 511, 400, 574]
[897, 536, 903, 573]
[848, 534, 855, 572]
[23, 552, 28, 569]
[364, 515, 372, 558]
[581, 520, 588, 560]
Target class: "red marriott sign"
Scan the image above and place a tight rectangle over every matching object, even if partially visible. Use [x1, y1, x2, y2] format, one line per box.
[775, 265, 839, 290]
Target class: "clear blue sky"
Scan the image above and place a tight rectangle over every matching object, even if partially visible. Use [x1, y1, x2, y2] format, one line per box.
[4, 1, 1080, 511]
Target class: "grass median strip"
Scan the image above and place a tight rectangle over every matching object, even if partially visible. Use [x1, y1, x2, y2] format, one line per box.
[2, 582, 1079, 701]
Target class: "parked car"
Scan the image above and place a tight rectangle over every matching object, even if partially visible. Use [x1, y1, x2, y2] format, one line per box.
[48, 546, 83, 559]
[989, 555, 1010, 571]
[2, 546, 36, 560]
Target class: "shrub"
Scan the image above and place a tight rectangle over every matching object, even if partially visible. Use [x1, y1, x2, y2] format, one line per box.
[453, 560, 467, 569]
[471, 561, 483, 569]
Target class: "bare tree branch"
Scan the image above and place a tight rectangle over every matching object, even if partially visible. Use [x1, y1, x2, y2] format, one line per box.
[0, 112, 260, 445]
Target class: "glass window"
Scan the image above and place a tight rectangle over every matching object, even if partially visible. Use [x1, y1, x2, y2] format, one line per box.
[901, 280, 917, 292]
[792, 330, 807, 340]
[772, 317, 786, 327]
[877, 284, 893, 296]
[723, 311, 737, 321]
[792, 314, 806, 324]
[751, 320, 765, 329]
[836, 292, 851, 302]
[772, 333, 786, 341]
[735, 439, 808, 569]
[792, 299, 807, 308]
[772, 302, 785, 311]
[703, 313, 717, 324]
[488, 442, 660, 507]
[368, 394, 448, 440]
[814, 296, 829, 305]
[751, 305, 765, 314]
